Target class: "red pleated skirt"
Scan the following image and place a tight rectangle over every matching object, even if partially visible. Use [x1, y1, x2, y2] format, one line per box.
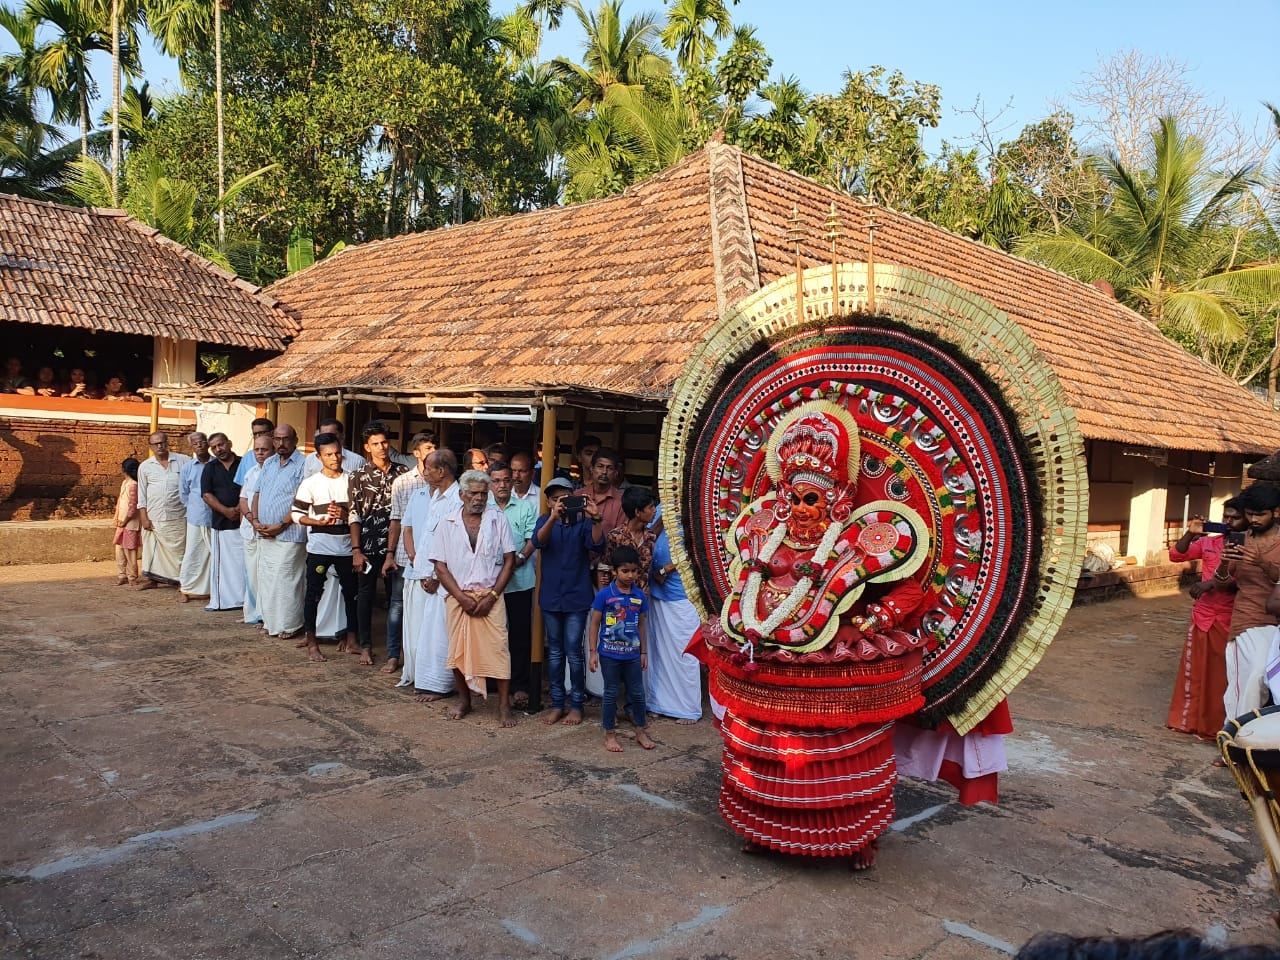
[717, 711, 897, 857]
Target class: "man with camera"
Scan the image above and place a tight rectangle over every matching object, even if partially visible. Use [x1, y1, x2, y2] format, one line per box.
[535, 477, 605, 725]
[1218, 483, 1280, 719]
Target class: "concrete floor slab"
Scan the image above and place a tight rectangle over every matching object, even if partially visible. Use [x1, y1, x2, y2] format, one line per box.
[4, 561, 1280, 958]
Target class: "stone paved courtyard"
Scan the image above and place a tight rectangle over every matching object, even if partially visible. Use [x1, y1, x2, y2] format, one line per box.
[2, 561, 1277, 959]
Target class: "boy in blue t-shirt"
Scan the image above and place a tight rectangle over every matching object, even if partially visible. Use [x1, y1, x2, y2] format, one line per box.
[587, 546, 656, 752]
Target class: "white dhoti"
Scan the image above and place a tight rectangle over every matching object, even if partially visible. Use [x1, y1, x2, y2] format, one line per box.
[179, 523, 212, 597]
[206, 529, 246, 611]
[645, 597, 703, 721]
[400, 581, 454, 694]
[1226, 625, 1276, 719]
[257, 539, 305, 636]
[315, 566, 347, 638]
[242, 538, 261, 623]
[142, 518, 185, 584]
[894, 725, 1008, 784]
[398, 580, 424, 687]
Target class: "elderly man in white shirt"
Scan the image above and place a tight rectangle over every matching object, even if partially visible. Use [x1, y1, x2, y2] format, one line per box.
[428, 469, 516, 727]
[136, 431, 191, 590]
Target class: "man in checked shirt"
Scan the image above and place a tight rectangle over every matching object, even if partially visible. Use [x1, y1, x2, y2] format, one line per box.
[347, 421, 408, 669]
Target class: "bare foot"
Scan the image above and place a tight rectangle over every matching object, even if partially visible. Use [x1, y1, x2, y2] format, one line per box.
[499, 708, 517, 729]
[177, 593, 190, 603]
[306, 644, 327, 663]
[415, 691, 449, 703]
[605, 731, 624, 752]
[447, 701, 472, 721]
[115, 578, 129, 586]
[358, 648, 374, 666]
[562, 709, 583, 727]
[293, 637, 309, 649]
[136, 579, 157, 591]
[542, 708, 565, 725]
[380, 658, 400, 675]
[635, 728, 656, 750]
[511, 692, 530, 710]
[849, 842, 878, 871]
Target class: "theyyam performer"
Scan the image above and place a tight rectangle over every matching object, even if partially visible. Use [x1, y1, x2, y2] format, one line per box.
[659, 254, 1087, 869]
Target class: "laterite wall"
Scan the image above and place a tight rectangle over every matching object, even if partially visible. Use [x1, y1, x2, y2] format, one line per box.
[0, 418, 185, 521]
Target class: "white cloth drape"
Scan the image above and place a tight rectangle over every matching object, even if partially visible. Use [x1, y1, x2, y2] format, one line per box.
[257, 539, 305, 636]
[399, 583, 455, 693]
[645, 597, 703, 721]
[179, 523, 212, 597]
[206, 529, 246, 611]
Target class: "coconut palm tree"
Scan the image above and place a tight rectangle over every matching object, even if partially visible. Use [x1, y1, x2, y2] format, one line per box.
[144, 0, 232, 243]
[1018, 115, 1280, 343]
[660, 0, 728, 75]
[551, 0, 669, 116]
[515, 0, 562, 63]
[23, 0, 130, 155]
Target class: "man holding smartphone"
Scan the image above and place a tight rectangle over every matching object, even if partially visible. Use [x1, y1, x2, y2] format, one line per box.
[1167, 498, 1247, 738]
[1217, 484, 1280, 719]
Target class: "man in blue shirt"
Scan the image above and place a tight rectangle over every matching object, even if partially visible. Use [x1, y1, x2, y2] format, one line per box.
[534, 477, 605, 725]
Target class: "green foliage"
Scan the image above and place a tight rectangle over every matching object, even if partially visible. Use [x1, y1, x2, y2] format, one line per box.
[1018, 116, 1280, 344]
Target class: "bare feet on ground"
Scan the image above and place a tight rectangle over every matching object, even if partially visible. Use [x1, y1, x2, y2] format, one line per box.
[848, 842, 878, 871]
[306, 643, 327, 663]
[136, 580, 157, 591]
[447, 701, 472, 721]
[542, 708, 565, 725]
[635, 728, 656, 750]
[562, 708, 583, 727]
[605, 731, 623, 752]
[499, 708, 517, 728]
[358, 648, 374, 665]
[414, 690, 449, 703]
[380, 657, 400, 675]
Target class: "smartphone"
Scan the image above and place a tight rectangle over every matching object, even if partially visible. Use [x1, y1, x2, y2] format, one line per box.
[1226, 531, 1247, 547]
[561, 495, 587, 512]
[1201, 521, 1231, 534]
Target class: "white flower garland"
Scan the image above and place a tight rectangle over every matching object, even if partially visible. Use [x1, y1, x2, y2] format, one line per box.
[740, 519, 845, 639]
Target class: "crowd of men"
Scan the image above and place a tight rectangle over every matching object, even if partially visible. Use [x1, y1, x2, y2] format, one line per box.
[129, 418, 704, 731]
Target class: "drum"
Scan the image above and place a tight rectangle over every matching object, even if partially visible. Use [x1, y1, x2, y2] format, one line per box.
[1220, 706, 1280, 897]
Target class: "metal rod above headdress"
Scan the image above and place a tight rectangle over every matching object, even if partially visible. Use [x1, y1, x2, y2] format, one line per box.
[824, 202, 842, 318]
[787, 204, 805, 322]
[867, 205, 877, 314]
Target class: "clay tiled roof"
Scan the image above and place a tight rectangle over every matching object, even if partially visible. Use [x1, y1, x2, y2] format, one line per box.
[0, 194, 296, 351]
[216, 141, 1280, 454]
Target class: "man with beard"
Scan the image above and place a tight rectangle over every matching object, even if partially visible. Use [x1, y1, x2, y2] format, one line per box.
[201, 433, 244, 612]
[348, 421, 408, 667]
[1218, 483, 1280, 718]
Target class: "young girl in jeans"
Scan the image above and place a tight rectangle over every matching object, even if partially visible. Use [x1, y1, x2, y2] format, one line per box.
[588, 546, 656, 752]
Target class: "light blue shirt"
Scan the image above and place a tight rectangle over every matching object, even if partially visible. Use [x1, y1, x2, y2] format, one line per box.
[179, 456, 213, 527]
[494, 495, 537, 593]
[255, 450, 306, 543]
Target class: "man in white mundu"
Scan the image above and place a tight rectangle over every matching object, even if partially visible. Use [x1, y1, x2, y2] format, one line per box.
[251, 424, 306, 638]
[137, 431, 190, 590]
[400, 448, 461, 701]
[238, 433, 274, 627]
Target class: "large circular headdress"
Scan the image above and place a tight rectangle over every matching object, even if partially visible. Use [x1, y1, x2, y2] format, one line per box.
[659, 263, 1088, 734]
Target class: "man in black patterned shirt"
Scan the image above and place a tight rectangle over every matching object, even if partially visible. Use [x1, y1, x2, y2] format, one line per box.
[348, 421, 408, 669]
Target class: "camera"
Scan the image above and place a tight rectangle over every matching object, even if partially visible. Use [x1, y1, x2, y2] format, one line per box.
[560, 495, 587, 524]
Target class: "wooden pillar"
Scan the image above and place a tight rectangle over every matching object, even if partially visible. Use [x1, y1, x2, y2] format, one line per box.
[398, 406, 410, 453]
[532, 404, 558, 665]
[149, 393, 159, 434]
[266, 398, 278, 423]
[335, 400, 348, 431]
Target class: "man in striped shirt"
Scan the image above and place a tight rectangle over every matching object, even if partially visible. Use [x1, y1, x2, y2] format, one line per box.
[251, 424, 307, 639]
